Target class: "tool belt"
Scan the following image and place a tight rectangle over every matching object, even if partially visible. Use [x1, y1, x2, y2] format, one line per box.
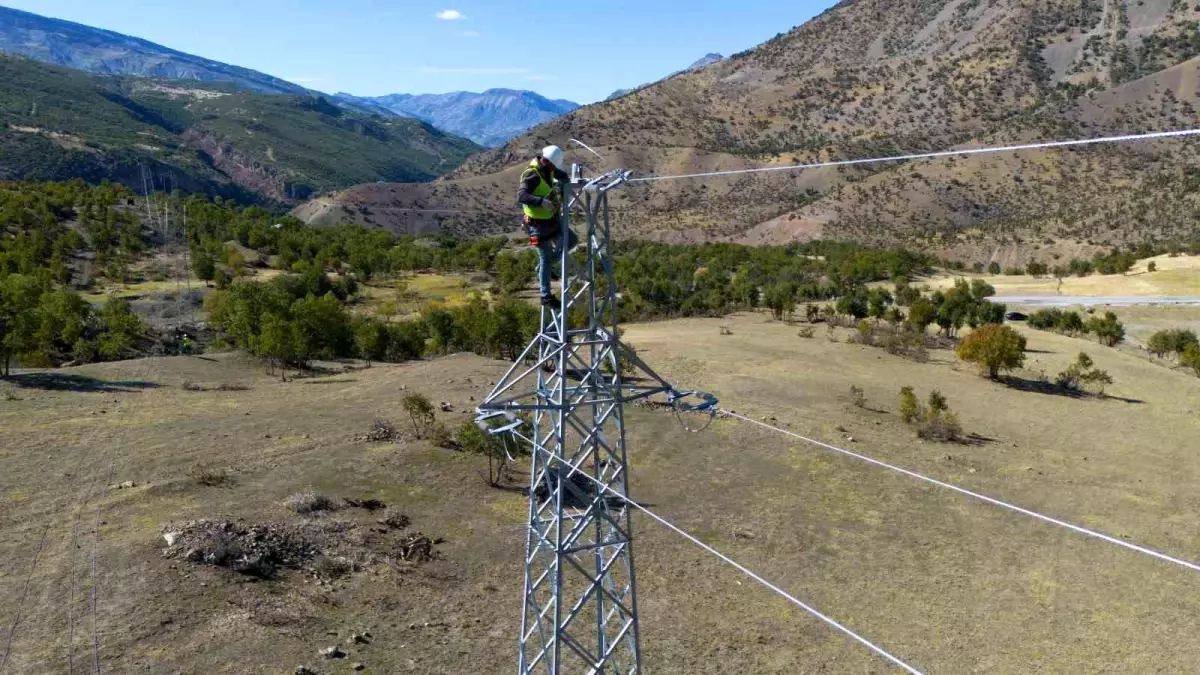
[525, 216, 558, 247]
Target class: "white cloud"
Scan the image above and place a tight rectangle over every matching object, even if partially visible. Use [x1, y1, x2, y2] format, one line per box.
[435, 9, 465, 20]
[421, 66, 530, 75]
[458, 30, 481, 38]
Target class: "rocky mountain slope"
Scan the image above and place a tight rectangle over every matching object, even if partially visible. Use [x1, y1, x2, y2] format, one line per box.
[334, 89, 578, 147]
[0, 55, 480, 203]
[608, 53, 726, 100]
[300, 0, 1200, 262]
[0, 6, 308, 95]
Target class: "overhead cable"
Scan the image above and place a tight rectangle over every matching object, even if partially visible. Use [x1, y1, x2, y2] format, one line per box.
[723, 411, 1200, 574]
[627, 128, 1200, 183]
[544, 448, 924, 673]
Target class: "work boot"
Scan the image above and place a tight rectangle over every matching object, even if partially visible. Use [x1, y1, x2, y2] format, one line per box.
[541, 294, 560, 307]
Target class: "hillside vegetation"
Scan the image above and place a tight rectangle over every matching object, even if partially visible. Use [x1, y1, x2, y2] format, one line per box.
[306, 0, 1200, 261]
[0, 55, 480, 203]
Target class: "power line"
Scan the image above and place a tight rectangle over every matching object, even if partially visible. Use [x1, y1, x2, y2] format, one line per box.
[541, 447, 923, 673]
[627, 128, 1200, 184]
[722, 411, 1200, 574]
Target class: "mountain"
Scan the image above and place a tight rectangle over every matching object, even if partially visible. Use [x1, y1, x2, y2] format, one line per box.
[608, 53, 726, 100]
[335, 89, 579, 147]
[0, 54, 481, 202]
[0, 6, 312, 95]
[300, 0, 1200, 262]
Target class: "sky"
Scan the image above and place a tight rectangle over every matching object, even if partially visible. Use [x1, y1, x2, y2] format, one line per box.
[1, 0, 838, 103]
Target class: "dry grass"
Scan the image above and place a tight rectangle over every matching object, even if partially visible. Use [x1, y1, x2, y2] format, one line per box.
[2, 318, 1200, 672]
[923, 255, 1200, 298]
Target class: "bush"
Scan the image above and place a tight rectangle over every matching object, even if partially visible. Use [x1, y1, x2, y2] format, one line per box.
[1182, 344, 1200, 377]
[429, 422, 454, 449]
[1056, 352, 1114, 394]
[927, 390, 948, 414]
[956, 324, 1027, 379]
[797, 326, 815, 339]
[1147, 329, 1198, 359]
[402, 393, 436, 439]
[850, 385, 867, 409]
[918, 412, 963, 442]
[312, 555, 353, 580]
[899, 386, 921, 423]
[457, 419, 510, 486]
[188, 463, 229, 487]
[1087, 311, 1125, 347]
[285, 491, 338, 515]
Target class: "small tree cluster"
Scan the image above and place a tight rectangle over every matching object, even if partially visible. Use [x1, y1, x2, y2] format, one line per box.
[1056, 352, 1114, 395]
[1147, 329, 1199, 360]
[899, 387, 962, 442]
[1027, 309, 1125, 347]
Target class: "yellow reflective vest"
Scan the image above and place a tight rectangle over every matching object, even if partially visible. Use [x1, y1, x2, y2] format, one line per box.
[521, 160, 558, 221]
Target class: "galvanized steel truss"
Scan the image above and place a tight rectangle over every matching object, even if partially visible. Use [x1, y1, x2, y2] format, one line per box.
[476, 168, 703, 675]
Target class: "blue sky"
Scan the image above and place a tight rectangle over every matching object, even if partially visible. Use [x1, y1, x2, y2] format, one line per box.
[2, 0, 837, 103]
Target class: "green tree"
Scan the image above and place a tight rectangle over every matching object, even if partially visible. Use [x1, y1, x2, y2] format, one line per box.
[355, 319, 389, 364]
[192, 248, 216, 287]
[96, 297, 146, 361]
[906, 297, 937, 333]
[1147, 329, 1198, 359]
[987, 262, 1002, 275]
[259, 313, 299, 379]
[957, 324, 1027, 379]
[1148, 261, 1157, 273]
[1086, 311, 1125, 347]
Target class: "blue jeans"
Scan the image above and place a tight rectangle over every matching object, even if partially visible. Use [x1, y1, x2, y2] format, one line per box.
[535, 226, 579, 298]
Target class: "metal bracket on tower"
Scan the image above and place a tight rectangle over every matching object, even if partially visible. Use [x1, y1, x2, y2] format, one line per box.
[476, 164, 716, 674]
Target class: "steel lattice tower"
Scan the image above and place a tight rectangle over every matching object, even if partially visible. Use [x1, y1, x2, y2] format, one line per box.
[477, 167, 714, 674]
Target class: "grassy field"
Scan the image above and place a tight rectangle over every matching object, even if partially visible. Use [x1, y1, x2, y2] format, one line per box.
[924, 254, 1200, 298]
[2, 311, 1199, 672]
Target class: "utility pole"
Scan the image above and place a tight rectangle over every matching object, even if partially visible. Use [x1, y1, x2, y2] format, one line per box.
[477, 167, 716, 674]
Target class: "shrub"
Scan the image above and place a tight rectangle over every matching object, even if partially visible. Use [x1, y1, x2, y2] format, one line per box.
[312, 555, 353, 579]
[918, 412, 963, 442]
[457, 419, 510, 486]
[850, 385, 867, 409]
[285, 491, 338, 515]
[720, 326, 734, 336]
[1148, 261, 1157, 273]
[956, 325, 1027, 379]
[1182, 344, 1200, 377]
[402, 393, 436, 438]
[797, 326, 815, 339]
[1087, 312, 1125, 347]
[188, 463, 229, 487]
[1147, 329, 1199, 359]
[429, 422, 455, 449]
[899, 386, 921, 423]
[927, 390, 948, 414]
[1056, 352, 1114, 394]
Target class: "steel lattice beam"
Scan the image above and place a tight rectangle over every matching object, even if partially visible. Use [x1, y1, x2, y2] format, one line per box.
[477, 167, 713, 675]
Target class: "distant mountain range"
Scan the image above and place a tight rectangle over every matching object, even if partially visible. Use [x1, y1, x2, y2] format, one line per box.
[0, 55, 479, 202]
[608, 53, 725, 100]
[334, 90, 579, 147]
[0, 6, 308, 95]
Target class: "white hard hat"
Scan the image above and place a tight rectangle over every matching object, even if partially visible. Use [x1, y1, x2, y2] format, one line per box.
[542, 145, 565, 170]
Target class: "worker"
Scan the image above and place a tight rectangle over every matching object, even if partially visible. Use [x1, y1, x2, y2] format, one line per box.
[518, 145, 578, 306]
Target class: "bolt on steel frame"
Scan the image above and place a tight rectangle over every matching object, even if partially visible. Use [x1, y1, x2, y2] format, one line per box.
[476, 167, 716, 674]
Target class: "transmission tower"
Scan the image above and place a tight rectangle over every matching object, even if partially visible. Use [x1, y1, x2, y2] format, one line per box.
[477, 167, 716, 674]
